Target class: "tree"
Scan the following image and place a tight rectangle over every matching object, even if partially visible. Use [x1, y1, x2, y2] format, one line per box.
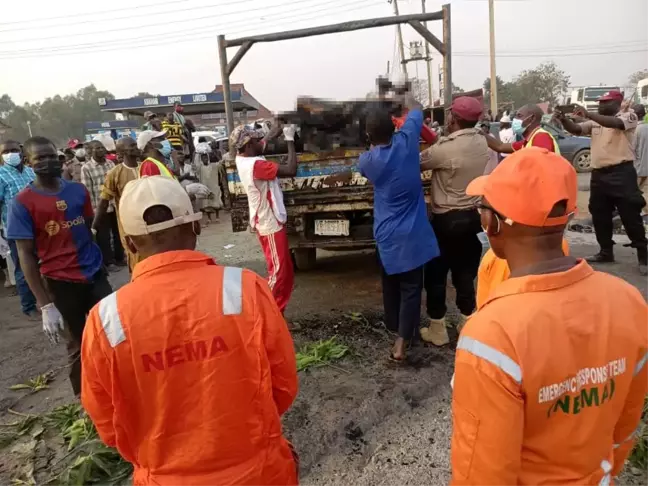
[0, 85, 116, 146]
[452, 83, 464, 94]
[510, 62, 570, 107]
[628, 69, 648, 85]
[410, 78, 431, 106]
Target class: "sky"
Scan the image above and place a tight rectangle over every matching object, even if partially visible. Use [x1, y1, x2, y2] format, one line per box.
[1, 0, 647, 112]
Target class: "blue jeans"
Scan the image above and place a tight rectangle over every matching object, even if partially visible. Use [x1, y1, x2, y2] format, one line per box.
[7, 238, 37, 314]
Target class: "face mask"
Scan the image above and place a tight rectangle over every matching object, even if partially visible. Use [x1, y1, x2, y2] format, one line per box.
[33, 159, 63, 178]
[511, 118, 525, 137]
[2, 152, 22, 167]
[159, 140, 173, 158]
[75, 148, 86, 159]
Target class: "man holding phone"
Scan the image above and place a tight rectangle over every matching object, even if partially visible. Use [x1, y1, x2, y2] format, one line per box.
[556, 90, 646, 275]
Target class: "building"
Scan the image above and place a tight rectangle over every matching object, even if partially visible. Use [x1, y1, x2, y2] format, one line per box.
[99, 84, 273, 132]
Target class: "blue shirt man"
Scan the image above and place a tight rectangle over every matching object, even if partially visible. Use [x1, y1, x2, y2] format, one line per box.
[359, 108, 439, 275]
[0, 140, 38, 318]
[358, 100, 439, 361]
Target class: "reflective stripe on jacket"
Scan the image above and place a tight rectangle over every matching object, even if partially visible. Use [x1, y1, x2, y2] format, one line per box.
[451, 260, 648, 485]
[139, 157, 175, 178]
[81, 250, 299, 485]
[527, 127, 561, 155]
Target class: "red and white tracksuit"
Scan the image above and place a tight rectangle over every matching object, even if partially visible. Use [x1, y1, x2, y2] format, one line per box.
[236, 155, 294, 313]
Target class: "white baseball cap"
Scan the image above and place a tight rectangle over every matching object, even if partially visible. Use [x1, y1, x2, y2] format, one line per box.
[93, 133, 116, 152]
[119, 176, 202, 236]
[500, 115, 511, 123]
[137, 130, 167, 151]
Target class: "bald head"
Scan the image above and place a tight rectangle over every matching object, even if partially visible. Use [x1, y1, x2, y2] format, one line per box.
[115, 136, 139, 167]
[518, 103, 544, 121]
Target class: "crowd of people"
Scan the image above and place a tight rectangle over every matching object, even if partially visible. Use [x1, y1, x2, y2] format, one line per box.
[0, 88, 646, 485]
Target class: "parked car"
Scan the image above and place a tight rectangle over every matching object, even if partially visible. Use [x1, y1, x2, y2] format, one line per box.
[488, 121, 591, 172]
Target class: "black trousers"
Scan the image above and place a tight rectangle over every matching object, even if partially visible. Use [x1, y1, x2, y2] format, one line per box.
[590, 161, 647, 262]
[380, 259, 424, 341]
[96, 211, 125, 265]
[45, 271, 113, 396]
[425, 208, 482, 319]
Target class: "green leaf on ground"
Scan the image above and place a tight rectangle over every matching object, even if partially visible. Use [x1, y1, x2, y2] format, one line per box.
[296, 337, 349, 372]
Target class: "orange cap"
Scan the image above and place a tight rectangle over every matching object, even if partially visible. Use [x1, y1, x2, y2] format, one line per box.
[466, 147, 577, 227]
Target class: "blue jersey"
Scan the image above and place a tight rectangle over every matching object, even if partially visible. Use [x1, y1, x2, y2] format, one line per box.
[7, 179, 103, 282]
[359, 109, 439, 275]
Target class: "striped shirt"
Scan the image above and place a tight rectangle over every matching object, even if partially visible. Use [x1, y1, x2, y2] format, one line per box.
[161, 120, 184, 148]
[0, 164, 35, 229]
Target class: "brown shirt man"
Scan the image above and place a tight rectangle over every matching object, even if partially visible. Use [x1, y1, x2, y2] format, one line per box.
[420, 128, 489, 214]
[579, 111, 638, 169]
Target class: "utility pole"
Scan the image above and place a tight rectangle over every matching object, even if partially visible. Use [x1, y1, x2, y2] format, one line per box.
[421, 0, 434, 105]
[488, 0, 498, 115]
[389, 0, 408, 80]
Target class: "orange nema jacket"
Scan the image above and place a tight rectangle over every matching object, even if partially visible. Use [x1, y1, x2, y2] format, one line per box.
[476, 239, 570, 309]
[81, 250, 299, 485]
[452, 260, 648, 485]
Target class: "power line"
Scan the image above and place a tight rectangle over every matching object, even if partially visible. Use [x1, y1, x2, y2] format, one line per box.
[457, 40, 647, 54]
[455, 48, 647, 57]
[0, 0, 384, 60]
[0, 0, 378, 56]
[0, 0, 224, 33]
[0, 0, 358, 44]
[1, 0, 195, 26]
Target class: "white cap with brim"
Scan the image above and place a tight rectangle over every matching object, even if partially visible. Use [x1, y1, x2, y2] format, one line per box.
[137, 130, 167, 151]
[500, 115, 511, 123]
[119, 176, 202, 236]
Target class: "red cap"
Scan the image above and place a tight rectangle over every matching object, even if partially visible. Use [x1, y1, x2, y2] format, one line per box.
[467, 147, 577, 227]
[450, 97, 483, 122]
[598, 90, 623, 102]
[67, 138, 83, 149]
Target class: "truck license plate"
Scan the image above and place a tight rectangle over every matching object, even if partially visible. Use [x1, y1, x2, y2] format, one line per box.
[314, 219, 350, 236]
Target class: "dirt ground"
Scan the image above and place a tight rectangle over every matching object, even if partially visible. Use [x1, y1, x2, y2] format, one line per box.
[0, 209, 646, 485]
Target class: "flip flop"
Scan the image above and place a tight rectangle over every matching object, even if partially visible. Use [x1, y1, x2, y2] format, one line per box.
[388, 352, 407, 365]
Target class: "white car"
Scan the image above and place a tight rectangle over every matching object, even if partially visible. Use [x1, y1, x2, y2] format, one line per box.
[193, 130, 227, 146]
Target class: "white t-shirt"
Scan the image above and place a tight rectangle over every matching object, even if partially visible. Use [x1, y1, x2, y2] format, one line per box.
[235, 155, 287, 236]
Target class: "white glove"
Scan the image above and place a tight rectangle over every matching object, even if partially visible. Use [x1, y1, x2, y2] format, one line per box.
[41, 303, 64, 345]
[283, 124, 296, 142]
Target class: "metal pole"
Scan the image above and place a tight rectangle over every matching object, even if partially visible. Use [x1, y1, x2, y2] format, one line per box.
[488, 0, 498, 115]
[442, 3, 452, 107]
[390, 0, 408, 80]
[422, 0, 434, 105]
[217, 34, 235, 134]
[26, 121, 32, 137]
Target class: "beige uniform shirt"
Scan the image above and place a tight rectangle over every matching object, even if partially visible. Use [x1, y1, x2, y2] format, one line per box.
[420, 128, 489, 214]
[579, 111, 638, 169]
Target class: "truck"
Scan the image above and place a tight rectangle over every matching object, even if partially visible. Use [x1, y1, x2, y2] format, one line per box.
[569, 85, 621, 113]
[225, 88, 482, 270]
[227, 147, 374, 270]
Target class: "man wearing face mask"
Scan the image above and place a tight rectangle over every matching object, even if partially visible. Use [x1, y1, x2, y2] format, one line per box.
[6, 136, 111, 396]
[556, 91, 646, 275]
[136, 130, 176, 178]
[0, 140, 38, 319]
[451, 148, 647, 486]
[67, 139, 87, 163]
[484, 104, 559, 155]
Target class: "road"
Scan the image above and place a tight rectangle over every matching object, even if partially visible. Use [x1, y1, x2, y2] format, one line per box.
[0, 213, 645, 485]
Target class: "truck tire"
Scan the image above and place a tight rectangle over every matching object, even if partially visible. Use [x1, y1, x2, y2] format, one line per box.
[293, 248, 317, 271]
